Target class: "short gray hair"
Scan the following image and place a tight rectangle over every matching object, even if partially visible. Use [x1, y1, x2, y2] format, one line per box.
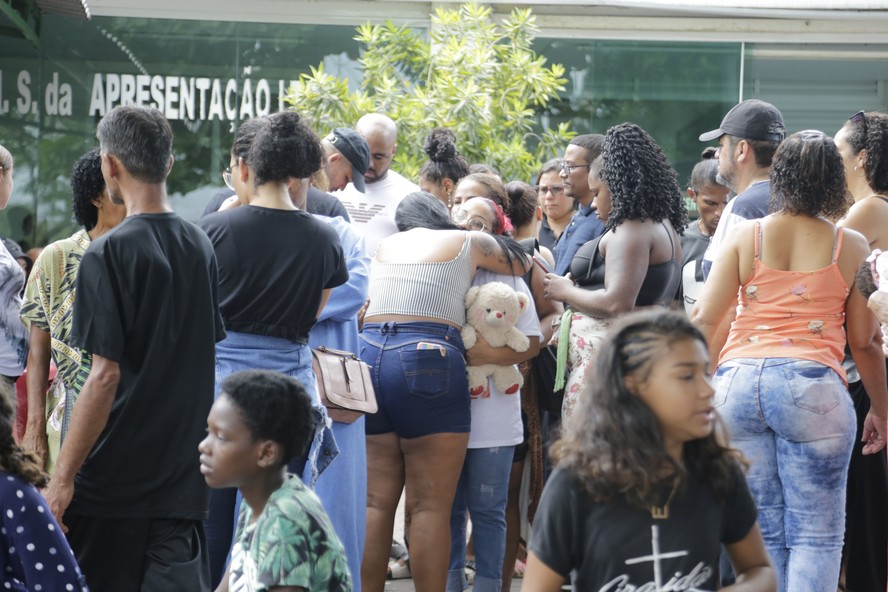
[96, 106, 173, 183]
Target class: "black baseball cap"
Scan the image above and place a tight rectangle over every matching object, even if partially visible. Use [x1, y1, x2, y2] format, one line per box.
[699, 99, 786, 143]
[326, 127, 370, 193]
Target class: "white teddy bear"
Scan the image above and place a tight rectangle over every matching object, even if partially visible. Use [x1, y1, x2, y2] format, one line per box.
[461, 281, 530, 398]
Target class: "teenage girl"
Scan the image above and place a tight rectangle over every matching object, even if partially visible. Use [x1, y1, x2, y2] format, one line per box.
[522, 310, 775, 592]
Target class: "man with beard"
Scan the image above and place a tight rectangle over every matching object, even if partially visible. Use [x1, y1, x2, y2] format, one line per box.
[336, 113, 419, 255]
[698, 100, 785, 279]
[551, 134, 606, 275]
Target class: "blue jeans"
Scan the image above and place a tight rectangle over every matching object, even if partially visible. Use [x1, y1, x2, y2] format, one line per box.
[361, 322, 469, 437]
[314, 417, 367, 592]
[446, 446, 515, 592]
[715, 358, 855, 592]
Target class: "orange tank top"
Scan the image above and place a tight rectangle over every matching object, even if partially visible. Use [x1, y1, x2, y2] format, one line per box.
[719, 222, 850, 382]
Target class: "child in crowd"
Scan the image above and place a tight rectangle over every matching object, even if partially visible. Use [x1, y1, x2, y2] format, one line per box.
[522, 310, 775, 592]
[0, 386, 88, 591]
[199, 369, 351, 592]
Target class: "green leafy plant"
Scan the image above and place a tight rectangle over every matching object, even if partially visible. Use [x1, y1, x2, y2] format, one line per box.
[284, 2, 572, 182]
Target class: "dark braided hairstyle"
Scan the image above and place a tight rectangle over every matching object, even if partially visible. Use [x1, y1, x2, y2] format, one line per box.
[599, 123, 688, 233]
[0, 387, 47, 488]
[551, 310, 743, 508]
[844, 111, 888, 195]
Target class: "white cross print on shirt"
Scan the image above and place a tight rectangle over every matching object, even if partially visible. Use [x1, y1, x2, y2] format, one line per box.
[619, 525, 709, 592]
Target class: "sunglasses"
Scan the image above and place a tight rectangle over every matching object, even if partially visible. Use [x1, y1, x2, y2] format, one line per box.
[849, 110, 867, 137]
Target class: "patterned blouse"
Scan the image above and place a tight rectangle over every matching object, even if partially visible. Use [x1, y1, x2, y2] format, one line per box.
[20, 230, 91, 395]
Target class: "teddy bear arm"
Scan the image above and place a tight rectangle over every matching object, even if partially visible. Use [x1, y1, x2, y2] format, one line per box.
[461, 325, 477, 349]
[505, 330, 530, 352]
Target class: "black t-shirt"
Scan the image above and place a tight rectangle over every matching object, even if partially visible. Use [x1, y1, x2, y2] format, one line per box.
[530, 464, 756, 591]
[201, 187, 351, 222]
[68, 213, 225, 520]
[199, 205, 348, 342]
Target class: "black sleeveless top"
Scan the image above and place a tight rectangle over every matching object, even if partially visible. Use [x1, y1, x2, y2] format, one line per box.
[569, 223, 681, 307]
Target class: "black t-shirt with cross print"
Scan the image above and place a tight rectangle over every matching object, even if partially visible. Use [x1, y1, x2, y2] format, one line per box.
[530, 463, 756, 592]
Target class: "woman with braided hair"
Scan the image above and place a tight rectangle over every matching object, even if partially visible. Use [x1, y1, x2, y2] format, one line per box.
[542, 123, 686, 417]
[0, 385, 89, 590]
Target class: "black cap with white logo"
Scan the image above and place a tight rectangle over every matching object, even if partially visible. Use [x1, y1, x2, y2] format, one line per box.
[326, 127, 370, 193]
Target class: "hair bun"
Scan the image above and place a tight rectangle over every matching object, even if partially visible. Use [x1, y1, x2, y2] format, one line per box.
[701, 146, 717, 160]
[424, 128, 458, 163]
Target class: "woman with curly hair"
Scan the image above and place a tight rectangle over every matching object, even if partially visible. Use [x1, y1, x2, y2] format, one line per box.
[418, 128, 470, 208]
[543, 123, 686, 417]
[692, 131, 888, 592]
[523, 310, 775, 591]
[20, 148, 126, 474]
[833, 111, 888, 592]
[0, 381, 90, 590]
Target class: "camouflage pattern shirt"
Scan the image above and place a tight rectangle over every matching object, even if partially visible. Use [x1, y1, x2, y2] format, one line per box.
[229, 475, 352, 592]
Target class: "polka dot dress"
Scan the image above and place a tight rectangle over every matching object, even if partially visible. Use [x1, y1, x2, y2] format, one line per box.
[0, 474, 88, 591]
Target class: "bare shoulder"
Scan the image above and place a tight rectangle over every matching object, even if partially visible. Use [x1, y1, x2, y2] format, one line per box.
[375, 228, 466, 263]
[539, 245, 555, 266]
[839, 226, 871, 260]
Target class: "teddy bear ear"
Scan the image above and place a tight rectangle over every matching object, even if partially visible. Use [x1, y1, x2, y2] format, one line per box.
[518, 293, 529, 309]
[466, 286, 480, 307]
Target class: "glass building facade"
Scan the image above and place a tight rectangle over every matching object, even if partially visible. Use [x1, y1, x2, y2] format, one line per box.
[1, 12, 887, 248]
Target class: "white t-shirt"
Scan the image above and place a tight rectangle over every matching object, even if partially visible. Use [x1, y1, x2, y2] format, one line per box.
[335, 169, 419, 257]
[467, 270, 542, 449]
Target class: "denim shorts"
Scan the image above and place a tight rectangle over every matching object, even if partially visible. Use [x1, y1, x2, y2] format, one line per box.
[361, 322, 469, 438]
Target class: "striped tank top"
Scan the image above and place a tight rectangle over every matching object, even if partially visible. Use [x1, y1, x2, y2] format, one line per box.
[366, 234, 474, 326]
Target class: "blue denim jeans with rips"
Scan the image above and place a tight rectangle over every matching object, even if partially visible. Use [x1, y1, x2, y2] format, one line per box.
[715, 358, 855, 592]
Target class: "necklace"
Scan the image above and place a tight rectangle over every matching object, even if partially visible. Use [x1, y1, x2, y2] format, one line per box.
[650, 479, 679, 520]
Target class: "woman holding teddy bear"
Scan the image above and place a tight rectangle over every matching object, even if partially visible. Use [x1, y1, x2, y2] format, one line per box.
[359, 192, 531, 592]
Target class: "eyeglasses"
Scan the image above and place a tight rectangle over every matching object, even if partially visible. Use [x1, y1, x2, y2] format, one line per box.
[559, 161, 590, 174]
[535, 184, 565, 195]
[849, 110, 867, 137]
[222, 166, 234, 191]
[451, 208, 491, 233]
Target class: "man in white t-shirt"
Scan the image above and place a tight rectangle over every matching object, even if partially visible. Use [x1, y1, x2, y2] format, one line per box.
[336, 114, 419, 255]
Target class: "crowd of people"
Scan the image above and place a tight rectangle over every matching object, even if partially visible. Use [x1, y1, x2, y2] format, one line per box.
[0, 99, 885, 592]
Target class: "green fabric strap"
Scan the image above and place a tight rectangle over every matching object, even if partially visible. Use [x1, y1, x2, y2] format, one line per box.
[553, 309, 573, 392]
